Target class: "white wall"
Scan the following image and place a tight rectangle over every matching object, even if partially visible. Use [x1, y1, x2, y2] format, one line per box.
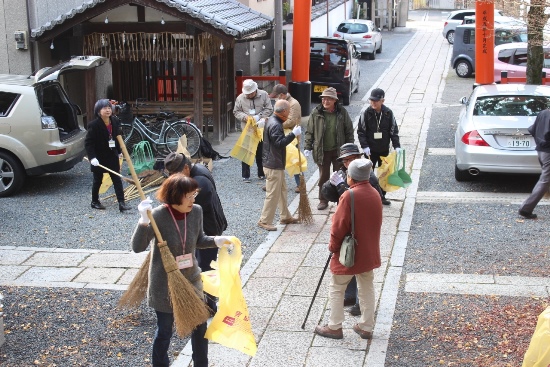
[284, 0, 353, 73]
[237, 0, 274, 18]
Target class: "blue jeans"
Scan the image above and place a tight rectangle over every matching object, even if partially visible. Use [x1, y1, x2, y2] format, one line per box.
[152, 311, 208, 367]
[344, 276, 358, 304]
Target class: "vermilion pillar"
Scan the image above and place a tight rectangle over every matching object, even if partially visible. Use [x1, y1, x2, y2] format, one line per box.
[289, 0, 312, 116]
[475, 0, 495, 85]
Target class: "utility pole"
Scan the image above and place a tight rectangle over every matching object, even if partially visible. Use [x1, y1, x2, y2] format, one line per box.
[274, 0, 283, 72]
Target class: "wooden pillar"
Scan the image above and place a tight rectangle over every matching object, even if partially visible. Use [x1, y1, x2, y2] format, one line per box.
[475, 0, 494, 85]
[211, 54, 221, 143]
[193, 34, 204, 133]
[228, 46, 236, 132]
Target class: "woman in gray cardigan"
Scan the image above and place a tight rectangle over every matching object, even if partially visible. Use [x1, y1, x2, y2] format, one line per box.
[131, 174, 232, 367]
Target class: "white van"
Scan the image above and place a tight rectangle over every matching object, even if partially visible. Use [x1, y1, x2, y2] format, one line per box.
[0, 56, 107, 197]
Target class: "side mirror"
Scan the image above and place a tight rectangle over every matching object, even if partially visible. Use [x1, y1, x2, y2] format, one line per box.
[377, 28, 381, 32]
[460, 96, 468, 104]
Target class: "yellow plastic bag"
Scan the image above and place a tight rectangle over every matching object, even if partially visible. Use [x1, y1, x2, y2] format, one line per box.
[230, 116, 262, 166]
[205, 237, 257, 356]
[377, 151, 401, 192]
[285, 138, 307, 177]
[201, 260, 219, 298]
[522, 306, 550, 367]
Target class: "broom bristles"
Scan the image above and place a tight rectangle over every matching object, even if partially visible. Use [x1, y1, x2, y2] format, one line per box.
[298, 174, 313, 224]
[158, 241, 211, 337]
[117, 252, 151, 309]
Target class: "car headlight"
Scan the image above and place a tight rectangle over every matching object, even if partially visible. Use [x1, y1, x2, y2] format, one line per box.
[41, 116, 57, 129]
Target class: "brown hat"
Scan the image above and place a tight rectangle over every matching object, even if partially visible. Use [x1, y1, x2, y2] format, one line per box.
[320, 87, 338, 100]
[269, 84, 288, 98]
[164, 152, 188, 175]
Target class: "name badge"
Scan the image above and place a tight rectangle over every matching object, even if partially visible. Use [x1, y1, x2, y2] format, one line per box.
[176, 253, 193, 269]
[374, 132, 383, 139]
[249, 109, 256, 115]
[108, 139, 116, 148]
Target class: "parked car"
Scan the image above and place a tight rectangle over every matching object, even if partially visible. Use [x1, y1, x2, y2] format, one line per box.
[333, 19, 382, 60]
[309, 37, 360, 106]
[494, 42, 550, 82]
[454, 84, 549, 181]
[0, 55, 107, 197]
[462, 15, 526, 26]
[442, 9, 504, 44]
[451, 24, 527, 78]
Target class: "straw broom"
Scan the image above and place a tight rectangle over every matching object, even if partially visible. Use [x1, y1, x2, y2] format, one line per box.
[297, 136, 313, 224]
[116, 135, 210, 337]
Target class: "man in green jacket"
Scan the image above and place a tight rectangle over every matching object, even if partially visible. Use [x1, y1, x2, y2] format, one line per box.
[304, 87, 354, 210]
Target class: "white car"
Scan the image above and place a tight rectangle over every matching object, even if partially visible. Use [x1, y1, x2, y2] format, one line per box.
[333, 19, 382, 60]
[443, 9, 504, 44]
[454, 84, 549, 181]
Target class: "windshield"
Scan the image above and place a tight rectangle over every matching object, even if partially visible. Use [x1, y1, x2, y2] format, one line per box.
[310, 41, 348, 81]
[337, 23, 369, 34]
[473, 95, 550, 116]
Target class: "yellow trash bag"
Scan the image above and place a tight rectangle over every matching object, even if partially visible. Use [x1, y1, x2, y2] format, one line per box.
[284, 130, 307, 176]
[377, 151, 401, 192]
[522, 306, 550, 367]
[230, 116, 263, 166]
[201, 261, 219, 298]
[205, 237, 257, 356]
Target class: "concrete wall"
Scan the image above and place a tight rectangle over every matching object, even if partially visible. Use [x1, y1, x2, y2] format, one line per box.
[284, 0, 353, 74]
[0, 0, 32, 75]
[238, 0, 274, 18]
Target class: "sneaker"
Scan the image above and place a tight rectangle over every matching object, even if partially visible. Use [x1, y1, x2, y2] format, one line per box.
[280, 217, 300, 224]
[242, 177, 251, 183]
[91, 201, 106, 210]
[294, 186, 301, 193]
[381, 197, 391, 206]
[344, 297, 356, 307]
[518, 209, 537, 219]
[258, 175, 266, 180]
[257, 221, 277, 231]
[349, 304, 361, 316]
[262, 185, 266, 191]
[317, 201, 328, 210]
[314, 325, 343, 339]
[352, 324, 373, 339]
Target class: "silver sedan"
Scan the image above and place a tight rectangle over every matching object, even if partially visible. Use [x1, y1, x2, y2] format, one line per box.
[454, 84, 550, 181]
[333, 19, 382, 60]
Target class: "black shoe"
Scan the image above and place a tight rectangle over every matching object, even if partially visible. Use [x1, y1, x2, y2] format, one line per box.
[518, 209, 537, 219]
[119, 202, 131, 212]
[349, 304, 361, 316]
[382, 197, 391, 206]
[91, 201, 106, 210]
[344, 297, 355, 307]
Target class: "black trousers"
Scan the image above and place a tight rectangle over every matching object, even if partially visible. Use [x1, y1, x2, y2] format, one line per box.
[92, 170, 125, 203]
[318, 149, 342, 202]
[241, 141, 264, 178]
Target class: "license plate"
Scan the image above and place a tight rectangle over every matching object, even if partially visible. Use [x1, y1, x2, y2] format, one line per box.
[314, 85, 328, 93]
[507, 136, 533, 147]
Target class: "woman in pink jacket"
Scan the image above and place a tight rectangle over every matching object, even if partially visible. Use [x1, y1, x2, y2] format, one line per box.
[315, 158, 383, 340]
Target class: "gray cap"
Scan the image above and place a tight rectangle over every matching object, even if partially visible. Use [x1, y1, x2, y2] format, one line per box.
[347, 158, 373, 182]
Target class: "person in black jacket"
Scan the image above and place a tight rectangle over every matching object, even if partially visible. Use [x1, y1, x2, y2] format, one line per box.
[164, 152, 228, 312]
[257, 99, 302, 231]
[357, 88, 401, 203]
[85, 99, 131, 212]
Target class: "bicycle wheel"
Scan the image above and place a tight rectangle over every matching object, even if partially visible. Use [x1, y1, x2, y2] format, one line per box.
[120, 123, 144, 155]
[165, 121, 201, 156]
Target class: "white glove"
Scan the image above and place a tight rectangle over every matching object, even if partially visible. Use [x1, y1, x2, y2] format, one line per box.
[214, 236, 234, 249]
[253, 115, 260, 122]
[292, 125, 302, 136]
[363, 147, 371, 157]
[257, 118, 266, 129]
[138, 197, 153, 225]
[304, 150, 311, 157]
[330, 171, 344, 186]
[90, 158, 99, 167]
[119, 153, 123, 159]
[395, 147, 402, 153]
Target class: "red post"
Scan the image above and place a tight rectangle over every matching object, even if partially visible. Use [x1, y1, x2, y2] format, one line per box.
[292, 0, 312, 82]
[475, 0, 495, 85]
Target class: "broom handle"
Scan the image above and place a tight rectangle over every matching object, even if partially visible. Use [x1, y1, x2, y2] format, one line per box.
[83, 157, 134, 183]
[297, 135, 303, 174]
[116, 135, 165, 244]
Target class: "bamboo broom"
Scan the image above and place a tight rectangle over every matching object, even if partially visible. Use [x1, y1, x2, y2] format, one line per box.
[296, 136, 313, 224]
[116, 135, 210, 337]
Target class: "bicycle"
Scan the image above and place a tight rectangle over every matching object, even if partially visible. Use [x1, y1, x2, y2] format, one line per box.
[116, 102, 202, 157]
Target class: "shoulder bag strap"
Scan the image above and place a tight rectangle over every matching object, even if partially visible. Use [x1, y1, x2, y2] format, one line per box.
[349, 189, 355, 240]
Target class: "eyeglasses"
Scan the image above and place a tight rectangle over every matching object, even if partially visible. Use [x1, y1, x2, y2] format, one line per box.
[185, 191, 199, 200]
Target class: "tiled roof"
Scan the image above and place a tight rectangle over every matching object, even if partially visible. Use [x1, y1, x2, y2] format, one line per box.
[31, 0, 273, 39]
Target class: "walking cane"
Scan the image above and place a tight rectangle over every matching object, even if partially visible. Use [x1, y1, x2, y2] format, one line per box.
[301, 253, 332, 330]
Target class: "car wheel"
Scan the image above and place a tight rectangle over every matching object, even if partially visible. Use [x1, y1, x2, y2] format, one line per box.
[370, 49, 376, 60]
[0, 152, 25, 197]
[377, 41, 382, 54]
[353, 72, 360, 94]
[455, 60, 473, 78]
[455, 164, 473, 182]
[446, 30, 455, 44]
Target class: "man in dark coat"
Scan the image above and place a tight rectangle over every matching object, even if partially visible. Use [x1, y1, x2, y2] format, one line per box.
[164, 152, 228, 311]
[257, 99, 302, 231]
